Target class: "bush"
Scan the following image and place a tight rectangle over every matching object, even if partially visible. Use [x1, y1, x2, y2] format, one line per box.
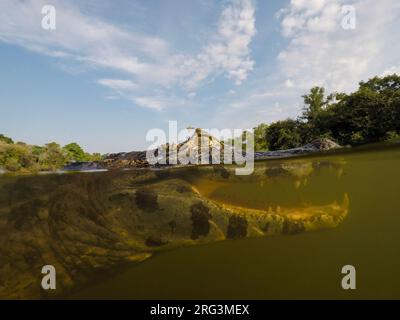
[0, 134, 13, 144]
[266, 119, 302, 151]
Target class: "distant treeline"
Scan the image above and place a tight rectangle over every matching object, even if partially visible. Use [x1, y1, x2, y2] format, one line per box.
[0, 138, 102, 173]
[251, 74, 400, 151]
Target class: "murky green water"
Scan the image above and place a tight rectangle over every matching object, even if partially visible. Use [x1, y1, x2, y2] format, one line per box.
[69, 144, 400, 299]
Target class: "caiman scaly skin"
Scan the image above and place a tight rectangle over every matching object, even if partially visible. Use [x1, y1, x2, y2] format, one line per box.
[0, 164, 348, 299]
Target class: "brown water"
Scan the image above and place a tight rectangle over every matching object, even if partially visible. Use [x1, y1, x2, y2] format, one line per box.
[71, 144, 400, 299]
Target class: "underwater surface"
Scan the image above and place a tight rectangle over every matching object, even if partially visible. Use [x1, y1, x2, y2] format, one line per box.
[1, 143, 400, 299]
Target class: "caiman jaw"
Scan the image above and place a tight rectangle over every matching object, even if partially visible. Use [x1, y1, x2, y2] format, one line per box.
[210, 193, 349, 237]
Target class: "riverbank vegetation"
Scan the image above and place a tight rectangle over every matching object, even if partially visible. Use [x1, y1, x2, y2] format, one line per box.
[0, 137, 102, 173]
[252, 74, 400, 151]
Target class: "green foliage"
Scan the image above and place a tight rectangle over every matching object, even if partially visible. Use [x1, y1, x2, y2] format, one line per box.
[0, 139, 102, 173]
[89, 153, 103, 162]
[226, 131, 251, 152]
[266, 119, 302, 151]
[0, 134, 14, 144]
[301, 86, 326, 122]
[0, 142, 39, 172]
[37, 142, 69, 171]
[63, 143, 104, 162]
[263, 74, 400, 150]
[225, 124, 269, 151]
[32, 145, 45, 156]
[321, 74, 400, 145]
[253, 123, 269, 151]
[63, 142, 89, 162]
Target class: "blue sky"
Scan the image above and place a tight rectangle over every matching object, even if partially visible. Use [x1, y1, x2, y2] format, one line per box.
[1, 0, 399, 153]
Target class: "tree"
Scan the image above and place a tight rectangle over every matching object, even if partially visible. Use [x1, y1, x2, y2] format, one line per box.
[322, 75, 400, 145]
[0, 142, 38, 172]
[0, 134, 14, 144]
[295, 74, 400, 146]
[38, 142, 69, 171]
[301, 87, 326, 122]
[253, 123, 269, 151]
[359, 74, 400, 140]
[359, 74, 400, 94]
[88, 153, 103, 162]
[63, 142, 89, 162]
[266, 119, 302, 151]
[299, 87, 345, 141]
[0, 137, 103, 173]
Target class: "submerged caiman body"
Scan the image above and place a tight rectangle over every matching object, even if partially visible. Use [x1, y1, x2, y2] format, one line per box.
[0, 162, 348, 299]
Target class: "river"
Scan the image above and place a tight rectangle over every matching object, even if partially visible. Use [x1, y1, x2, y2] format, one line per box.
[68, 143, 400, 299]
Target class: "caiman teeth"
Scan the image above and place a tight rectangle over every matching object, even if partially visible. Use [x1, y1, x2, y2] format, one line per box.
[206, 193, 349, 237]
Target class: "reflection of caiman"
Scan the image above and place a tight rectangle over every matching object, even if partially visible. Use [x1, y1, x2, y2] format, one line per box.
[0, 166, 348, 299]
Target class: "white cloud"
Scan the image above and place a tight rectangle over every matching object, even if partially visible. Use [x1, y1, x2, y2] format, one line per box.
[132, 97, 167, 111]
[217, 0, 400, 130]
[188, 92, 197, 99]
[183, 0, 256, 88]
[209, 0, 256, 84]
[97, 79, 138, 91]
[276, 0, 400, 93]
[382, 66, 400, 77]
[211, 91, 300, 130]
[285, 79, 294, 88]
[0, 0, 256, 111]
[105, 95, 119, 100]
[0, 0, 171, 81]
[131, 95, 186, 111]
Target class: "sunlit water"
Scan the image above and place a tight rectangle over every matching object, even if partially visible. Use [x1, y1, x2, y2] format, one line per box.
[68, 144, 400, 299]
